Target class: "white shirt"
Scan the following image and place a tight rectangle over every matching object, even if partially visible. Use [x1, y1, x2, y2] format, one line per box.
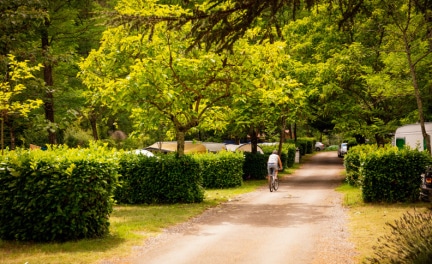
[268, 153, 279, 164]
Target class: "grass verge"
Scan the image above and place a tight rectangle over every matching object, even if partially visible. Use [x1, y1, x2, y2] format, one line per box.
[336, 183, 432, 263]
[0, 180, 266, 264]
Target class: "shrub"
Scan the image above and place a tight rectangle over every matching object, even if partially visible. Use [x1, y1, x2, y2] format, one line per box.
[288, 138, 314, 156]
[285, 144, 297, 167]
[243, 152, 267, 180]
[116, 153, 204, 204]
[362, 146, 431, 203]
[192, 151, 244, 188]
[0, 144, 119, 242]
[344, 144, 378, 186]
[366, 209, 432, 264]
[64, 126, 94, 148]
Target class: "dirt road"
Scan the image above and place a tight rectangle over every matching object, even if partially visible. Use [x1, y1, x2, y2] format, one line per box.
[127, 151, 357, 264]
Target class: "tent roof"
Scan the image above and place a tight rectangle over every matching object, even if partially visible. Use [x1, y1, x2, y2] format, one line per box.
[201, 142, 227, 152]
[145, 141, 207, 154]
[225, 143, 263, 154]
[145, 141, 263, 154]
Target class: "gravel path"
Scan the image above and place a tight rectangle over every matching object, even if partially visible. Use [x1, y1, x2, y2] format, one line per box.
[103, 151, 358, 264]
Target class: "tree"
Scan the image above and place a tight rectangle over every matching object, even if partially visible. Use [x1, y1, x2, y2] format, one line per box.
[1, 0, 110, 146]
[80, 0, 303, 155]
[277, 2, 420, 145]
[80, 11, 241, 155]
[378, 0, 432, 152]
[0, 55, 43, 154]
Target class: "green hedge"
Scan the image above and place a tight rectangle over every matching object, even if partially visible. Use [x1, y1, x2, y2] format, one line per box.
[360, 146, 432, 203]
[192, 151, 244, 188]
[344, 144, 378, 186]
[116, 154, 204, 204]
[0, 144, 118, 242]
[243, 152, 267, 180]
[285, 144, 297, 168]
[286, 138, 314, 156]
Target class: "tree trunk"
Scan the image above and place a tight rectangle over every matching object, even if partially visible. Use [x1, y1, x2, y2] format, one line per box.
[7, 118, 15, 150]
[405, 40, 431, 153]
[374, 134, 385, 147]
[89, 111, 99, 140]
[278, 116, 286, 155]
[176, 130, 185, 156]
[250, 126, 258, 154]
[1, 111, 4, 155]
[42, 20, 57, 144]
[288, 123, 293, 139]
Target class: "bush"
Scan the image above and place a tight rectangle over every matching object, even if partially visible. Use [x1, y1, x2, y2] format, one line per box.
[0, 144, 119, 242]
[192, 151, 244, 188]
[116, 153, 204, 204]
[64, 126, 94, 148]
[344, 144, 378, 186]
[243, 152, 267, 180]
[287, 138, 314, 156]
[366, 209, 432, 264]
[362, 146, 431, 203]
[285, 144, 297, 168]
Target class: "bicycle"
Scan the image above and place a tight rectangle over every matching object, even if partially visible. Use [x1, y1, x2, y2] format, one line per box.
[269, 167, 279, 192]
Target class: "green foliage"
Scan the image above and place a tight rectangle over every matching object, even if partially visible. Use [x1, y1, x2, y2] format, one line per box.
[292, 138, 314, 156]
[64, 126, 93, 148]
[0, 144, 119, 242]
[116, 154, 204, 204]
[344, 144, 379, 186]
[242, 152, 267, 180]
[361, 146, 432, 203]
[366, 209, 432, 264]
[284, 144, 297, 168]
[192, 151, 244, 189]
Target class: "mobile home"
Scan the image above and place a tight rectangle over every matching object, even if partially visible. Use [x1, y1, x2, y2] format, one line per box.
[393, 123, 432, 151]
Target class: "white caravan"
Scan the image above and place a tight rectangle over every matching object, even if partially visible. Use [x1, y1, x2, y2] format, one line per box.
[393, 123, 432, 151]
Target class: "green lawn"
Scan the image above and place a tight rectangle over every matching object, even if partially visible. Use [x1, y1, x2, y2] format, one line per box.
[336, 183, 431, 263]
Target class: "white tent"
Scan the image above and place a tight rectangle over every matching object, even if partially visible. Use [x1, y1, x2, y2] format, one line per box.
[225, 143, 263, 154]
[133, 149, 155, 157]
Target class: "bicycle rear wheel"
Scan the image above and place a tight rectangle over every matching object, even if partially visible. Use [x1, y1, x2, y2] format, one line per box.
[269, 168, 274, 192]
[274, 177, 279, 191]
[269, 175, 274, 192]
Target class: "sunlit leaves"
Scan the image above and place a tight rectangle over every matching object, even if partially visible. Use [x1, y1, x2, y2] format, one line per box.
[0, 54, 43, 117]
[115, 0, 191, 17]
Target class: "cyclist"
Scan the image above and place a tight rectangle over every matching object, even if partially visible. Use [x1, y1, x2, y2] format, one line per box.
[267, 150, 283, 185]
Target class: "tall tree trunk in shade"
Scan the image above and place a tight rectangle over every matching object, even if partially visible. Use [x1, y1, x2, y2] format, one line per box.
[42, 19, 57, 144]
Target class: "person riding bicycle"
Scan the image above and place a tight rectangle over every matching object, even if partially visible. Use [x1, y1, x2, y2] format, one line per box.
[267, 150, 283, 185]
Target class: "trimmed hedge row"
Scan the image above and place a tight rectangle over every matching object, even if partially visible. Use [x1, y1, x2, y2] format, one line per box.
[192, 151, 244, 188]
[344, 144, 377, 186]
[286, 138, 314, 156]
[242, 152, 267, 180]
[116, 154, 204, 204]
[0, 143, 294, 242]
[344, 145, 432, 203]
[0, 144, 119, 242]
